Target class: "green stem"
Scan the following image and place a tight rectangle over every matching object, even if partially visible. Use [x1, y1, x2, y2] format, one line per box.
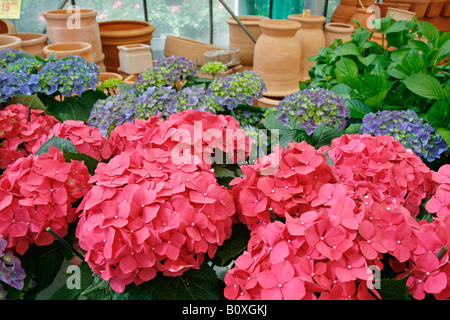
[46, 227, 85, 260]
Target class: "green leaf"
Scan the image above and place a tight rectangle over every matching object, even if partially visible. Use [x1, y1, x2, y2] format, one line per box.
[213, 165, 237, 179]
[310, 125, 343, 148]
[116, 83, 134, 92]
[49, 261, 95, 300]
[403, 73, 446, 100]
[335, 57, 359, 83]
[402, 49, 425, 74]
[153, 264, 220, 300]
[63, 150, 100, 175]
[334, 42, 361, 57]
[417, 20, 439, 46]
[6, 94, 47, 111]
[427, 100, 450, 129]
[437, 128, 450, 146]
[383, 20, 415, 34]
[36, 135, 78, 156]
[215, 223, 251, 267]
[279, 129, 307, 147]
[379, 277, 411, 300]
[330, 83, 352, 98]
[347, 98, 373, 119]
[262, 111, 286, 131]
[344, 123, 362, 134]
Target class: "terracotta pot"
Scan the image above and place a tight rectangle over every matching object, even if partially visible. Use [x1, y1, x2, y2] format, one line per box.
[123, 74, 139, 85]
[288, 14, 326, 82]
[43, 42, 94, 62]
[225, 15, 269, 67]
[118, 43, 153, 75]
[349, 7, 373, 27]
[0, 19, 17, 33]
[0, 34, 21, 50]
[325, 22, 355, 46]
[43, 9, 104, 68]
[443, 1, 450, 16]
[376, 3, 411, 17]
[99, 20, 155, 72]
[164, 35, 225, 66]
[7, 33, 47, 57]
[425, 0, 446, 17]
[383, 0, 430, 17]
[253, 19, 301, 98]
[331, 4, 358, 23]
[254, 96, 281, 108]
[386, 7, 416, 20]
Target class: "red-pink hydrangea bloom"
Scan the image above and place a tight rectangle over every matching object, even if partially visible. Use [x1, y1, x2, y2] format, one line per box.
[0, 104, 59, 169]
[0, 146, 91, 255]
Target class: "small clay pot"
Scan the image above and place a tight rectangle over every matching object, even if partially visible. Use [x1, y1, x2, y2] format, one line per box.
[386, 7, 416, 20]
[118, 43, 153, 75]
[7, 32, 47, 57]
[43, 42, 94, 62]
[0, 34, 22, 50]
[325, 22, 355, 46]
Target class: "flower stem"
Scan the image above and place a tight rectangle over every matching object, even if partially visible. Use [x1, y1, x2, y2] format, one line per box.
[46, 227, 85, 260]
[437, 246, 448, 260]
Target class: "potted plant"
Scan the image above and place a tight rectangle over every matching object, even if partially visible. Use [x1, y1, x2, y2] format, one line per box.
[43, 42, 95, 63]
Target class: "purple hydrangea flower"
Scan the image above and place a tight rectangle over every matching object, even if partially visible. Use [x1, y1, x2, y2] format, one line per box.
[36, 55, 100, 97]
[360, 109, 448, 162]
[0, 238, 26, 299]
[0, 49, 27, 69]
[0, 72, 40, 103]
[208, 70, 267, 109]
[277, 88, 350, 135]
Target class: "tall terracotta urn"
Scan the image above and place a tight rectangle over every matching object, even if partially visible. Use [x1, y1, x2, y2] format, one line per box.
[253, 19, 301, 98]
[99, 20, 155, 73]
[7, 33, 48, 57]
[225, 15, 269, 67]
[325, 22, 355, 46]
[43, 9, 105, 71]
[287, 14, 326, 82]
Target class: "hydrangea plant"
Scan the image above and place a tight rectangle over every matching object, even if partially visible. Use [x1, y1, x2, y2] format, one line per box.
[36, 55, 100, 97]
[208, 70, 267, 109]
[360, 109, 448, 162]
[4, 57, 44, 75]
[200, 61, 227, 77]
[0, 71, 40, 103]
[277, 88, 350, 135]
[0, 238, 26, 300]
[0, 49, 28, 69]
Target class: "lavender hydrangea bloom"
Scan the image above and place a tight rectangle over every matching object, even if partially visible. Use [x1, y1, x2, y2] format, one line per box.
[0, 238, 26, 299]
[5, 57, 44, 75]
[153, 55, 196, 81]
[208, 70, 267, 109]
[36, 55, 100, 97]
[360, 110, 448, 162]
[0, 72, 40, 103]
[277, 88, 350, 135]
[0, 49, 27, 69]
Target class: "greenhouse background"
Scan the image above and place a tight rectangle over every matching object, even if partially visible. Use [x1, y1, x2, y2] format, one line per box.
[8, 0, 340, 59]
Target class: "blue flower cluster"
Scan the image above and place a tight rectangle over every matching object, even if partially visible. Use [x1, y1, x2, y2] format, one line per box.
[360, 109, 448, 162]
[0, 49, 27, 69]
[0, 71, 39, 102]
[36, 55, 100, 97]
[0, 238, 26, 300]
[133, 55, 196, 94]
[208, 70, 267, 109]
[277, 87, 350, 135]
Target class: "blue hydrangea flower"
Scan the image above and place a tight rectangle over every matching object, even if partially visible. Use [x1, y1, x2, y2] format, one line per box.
[0, 49, 28, 69]
[277, 88, 350, 135]
[360, 109, 448, 162]
[0, 72, 39, 103]
[4, 57, 44, 75]
[36, 55, 100, 97]
[208, 70, 267, 109]
[0, 238, 26, 299]
[153, 55, 196, 81]
[233, 109, 263, 128]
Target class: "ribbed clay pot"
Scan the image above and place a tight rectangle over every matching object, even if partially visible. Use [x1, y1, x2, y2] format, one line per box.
[253, 19, 301, 98]
[43, 9, 104, 71]
[0, 34, 21, 50]
[325, 22, 355, 46]
[7, 33, 47, 57]
[43, 42, 94, 62]
[331, 4, 358, 23]
[287, 14, 326, 82]
[225, 15, 269, 67]
[99, 20, 155, 72]
[376, 3, 411, 17]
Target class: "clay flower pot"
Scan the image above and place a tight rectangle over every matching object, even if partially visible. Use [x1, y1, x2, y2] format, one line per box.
[331, 4, 358, 23]
[253, 19, 301, 98]
[43, 9, 105, 71]
[383, 0, 430, 17]
[0, 19, 17, 33]
[376, 3, 411, 17]
[325, 22, 355, 46]
[386, 7, 416, 20]
[443, 0, 450, 16]
[225, 15, 270, 67]
[118, 44, 153, 75]
[349, 7, 373, 28]
[164, 35, 225, 66]
[7, 33, 48, 57]
[287, 14, 326, 82]
[43, 42, 94, 62]
[425, 0, 446, 17]
[0, 34, 21, 50]
[99, 20, 155, 72]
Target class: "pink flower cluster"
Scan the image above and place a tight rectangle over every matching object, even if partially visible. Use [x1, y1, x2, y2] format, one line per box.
[32, 120, 113, 162]
[226, 135, 450, 300]
[0, 104, 59, 169]
[76, 110, 248, 293]
[0, 146, 91, 255]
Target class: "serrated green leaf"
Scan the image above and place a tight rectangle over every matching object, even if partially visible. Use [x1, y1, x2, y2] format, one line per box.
[36, 135, 78, 156]
[344, 123, 362, 134]
[335, 57, 359, 83]
[334, 42, 361, 57]
[311, 125, 343, 148]
[417, 20, 439, 47]
[403, 73, 446, 100]
[427, 100, 450, 129]
[63, 150, 99, 175]
[7, 94, 47, 111]
[213, 166, 237, 179]
[215, 223, 251, 267]
[437, 127, 450, 146]
[379, 277, 411, 300]
[347, 98, 373, 119]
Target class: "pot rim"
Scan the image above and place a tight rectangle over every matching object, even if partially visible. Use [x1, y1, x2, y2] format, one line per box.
[225, 15, 270, 25]
[325, 22, 355, 32]
[0, 34, 22, 46]
[42, 8, 98, 19]
[99, 20, 155, 38]
[287, 14, 327, 25]
[386, 7, 416, 15]
[44, 41, 92, 53]
[6, 32, 47, 44]
[259, 19, 301, 31]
